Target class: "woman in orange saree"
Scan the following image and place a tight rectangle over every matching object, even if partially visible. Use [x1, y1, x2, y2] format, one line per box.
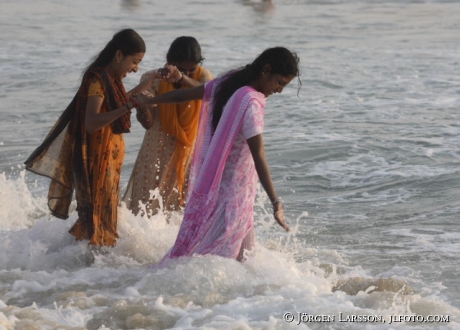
[25, 29, 156, 246]
[123, 36, 212, 217]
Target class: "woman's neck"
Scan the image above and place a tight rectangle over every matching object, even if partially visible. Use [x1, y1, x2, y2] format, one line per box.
[247, 79, 261, 92]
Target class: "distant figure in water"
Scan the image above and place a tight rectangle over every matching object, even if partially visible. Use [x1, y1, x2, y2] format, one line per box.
[243, 0, 275, 13]
[25, 29, 155, 247]
[135, 46, 300, 262]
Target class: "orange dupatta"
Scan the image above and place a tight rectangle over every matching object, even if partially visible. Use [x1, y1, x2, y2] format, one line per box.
[157, 66, 203, 203]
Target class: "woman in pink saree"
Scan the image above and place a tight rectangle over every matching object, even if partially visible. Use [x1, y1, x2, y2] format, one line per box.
[135, 47, 300, 262]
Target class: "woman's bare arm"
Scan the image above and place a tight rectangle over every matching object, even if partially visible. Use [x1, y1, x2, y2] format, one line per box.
[84, 96, 132, 134]
[135, 84, 205, 107]
[166, 66, 213, 89]
[126, 70, 159, 97]
[247, 134, 290, 232]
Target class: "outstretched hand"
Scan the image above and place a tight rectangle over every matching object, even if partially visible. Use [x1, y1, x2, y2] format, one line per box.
[274, 204, 290, 232]
[134, 93, 156, 108]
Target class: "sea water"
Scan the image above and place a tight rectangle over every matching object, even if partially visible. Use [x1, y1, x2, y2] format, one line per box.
[0, 0, 459, 329]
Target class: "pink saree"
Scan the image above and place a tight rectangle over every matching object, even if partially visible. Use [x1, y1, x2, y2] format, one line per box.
[158, 77, 266, 264]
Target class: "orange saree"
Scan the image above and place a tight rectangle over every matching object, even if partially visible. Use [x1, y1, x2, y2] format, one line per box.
[157, 66, 203, 203]
[25, 68, 130, 246]
[123, 66, 212, 216]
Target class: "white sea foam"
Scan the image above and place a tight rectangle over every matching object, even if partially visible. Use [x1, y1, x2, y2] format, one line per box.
[1, 173, 460, 328]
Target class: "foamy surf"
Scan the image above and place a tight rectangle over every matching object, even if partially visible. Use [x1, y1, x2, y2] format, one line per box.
[0, 172, 459, 329]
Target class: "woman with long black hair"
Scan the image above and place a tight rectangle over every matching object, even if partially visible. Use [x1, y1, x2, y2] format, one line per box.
[25, 29, 154, 246]
[135, 46, 300, 262]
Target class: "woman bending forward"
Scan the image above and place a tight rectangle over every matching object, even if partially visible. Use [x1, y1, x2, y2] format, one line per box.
[123, 36, 212, 216]
[135, 46, 299, 261]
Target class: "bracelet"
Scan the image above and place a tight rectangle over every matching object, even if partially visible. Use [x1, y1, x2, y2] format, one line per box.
[175, 72, 184, 84]
[271, 197, 282, 206]
[129, 94, 140, 109]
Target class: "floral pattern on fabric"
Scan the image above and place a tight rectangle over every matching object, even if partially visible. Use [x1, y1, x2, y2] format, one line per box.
[122, 67, 212, 216]
[25, 68, 128, 247]
[68, 79, 124, 246]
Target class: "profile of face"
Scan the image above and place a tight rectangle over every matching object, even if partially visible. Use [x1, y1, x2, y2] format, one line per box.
[258, 64, 294, 98]
[172, 60, 199, 78]
[114, 50, 145, 80]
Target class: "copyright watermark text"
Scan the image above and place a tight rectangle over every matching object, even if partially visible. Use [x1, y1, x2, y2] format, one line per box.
[283, 312, 450, 325]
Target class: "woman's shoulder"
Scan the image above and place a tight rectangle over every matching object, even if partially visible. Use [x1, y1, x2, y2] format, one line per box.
[234, 86, 266, 109]
[199, 67, 213, 83]
[88, 76, 104, 98]
[236, 85, 264, 98]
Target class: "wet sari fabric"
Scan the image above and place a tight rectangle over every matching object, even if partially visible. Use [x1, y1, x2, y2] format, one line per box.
[159, 76, 266, 263]
[25, 68, 129, 246]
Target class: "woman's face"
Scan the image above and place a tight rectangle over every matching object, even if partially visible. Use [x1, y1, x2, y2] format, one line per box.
[258, 72, 294, 98]
[172, 60, 199, 78]
[116, 52, 145, 80]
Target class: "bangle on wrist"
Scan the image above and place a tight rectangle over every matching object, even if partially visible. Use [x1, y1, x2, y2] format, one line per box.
[175, 72, 184, 84]
[271, 197, 282, 207]
[129, 94, 140, 109]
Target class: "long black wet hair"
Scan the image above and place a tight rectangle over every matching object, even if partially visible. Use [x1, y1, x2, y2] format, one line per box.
[166, 36, 204, 64]
[82, 28, 146, 77]
[212, 46, 300, 131]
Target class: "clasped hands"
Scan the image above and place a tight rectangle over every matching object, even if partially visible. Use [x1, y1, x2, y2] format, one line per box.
[134, 64, 183, 108]
[144, 64, 182, 84]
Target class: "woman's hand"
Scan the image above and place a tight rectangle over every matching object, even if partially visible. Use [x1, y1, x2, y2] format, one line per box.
[141, 90, 154, 98]
[134, 93, 156, 108]
[273, 203, 290, 232]
[158, 65, 183, 83]
[139, 69, 159, 83]
[136, 91, 155, 110]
